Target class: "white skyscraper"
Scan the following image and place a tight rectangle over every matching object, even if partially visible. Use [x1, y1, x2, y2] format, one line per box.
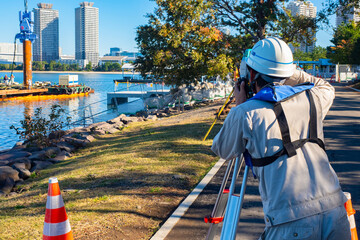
[287, 1, 317, 53]
[336, 5, 360, 27]
[33, 3, 59, 63]
[75, 2, 99, 66]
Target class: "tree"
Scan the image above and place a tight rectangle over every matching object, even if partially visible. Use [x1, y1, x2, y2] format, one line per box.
[328, 21, 360, 64]
[136, 0, 233, 86]
[310, 46, 327, 61]
[85, 62, 92, 71]
[210, 0, 316, 45]
[209, 0, 360, 49]
[47, 61, 56, 71]
[10, 105, 71, 147]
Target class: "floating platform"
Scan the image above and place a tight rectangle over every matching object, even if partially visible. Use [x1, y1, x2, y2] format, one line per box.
[107, 89, 170, 105]
[0, 88, 48, 99]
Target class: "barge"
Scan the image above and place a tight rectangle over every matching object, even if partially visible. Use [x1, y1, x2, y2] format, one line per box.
[0, 75, 93, 100]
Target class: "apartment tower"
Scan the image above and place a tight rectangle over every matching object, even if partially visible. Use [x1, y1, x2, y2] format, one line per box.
[33, 3, 59, 63]
[75, 2, 99, 66]
[287, 1, 317, 53]
[336, 5, 360, 27]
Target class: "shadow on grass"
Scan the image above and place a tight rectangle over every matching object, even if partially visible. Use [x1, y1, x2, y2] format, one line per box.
[0, 121, 223, 218]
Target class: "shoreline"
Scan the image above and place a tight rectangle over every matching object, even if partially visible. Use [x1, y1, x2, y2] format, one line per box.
[0, 70, 141, 75]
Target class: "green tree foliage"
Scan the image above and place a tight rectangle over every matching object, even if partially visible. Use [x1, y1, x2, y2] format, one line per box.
[95, 62, 122, 72]
[328, 21, 360, 64]
[293, 46, 327, 62]
[85, 62, 93, 71]
[311, 46, 327, 61]
[136, 0, 233, 86]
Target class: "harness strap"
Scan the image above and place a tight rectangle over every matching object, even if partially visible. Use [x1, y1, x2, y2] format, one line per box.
[273, 102, 297, 157]
[250, 89, 325, 167]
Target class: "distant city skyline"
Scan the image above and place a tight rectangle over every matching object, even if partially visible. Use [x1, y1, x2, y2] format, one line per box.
[0, 0, 336, 57]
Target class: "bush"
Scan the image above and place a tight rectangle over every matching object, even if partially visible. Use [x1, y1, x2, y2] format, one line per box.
[10, 104, 71, 147]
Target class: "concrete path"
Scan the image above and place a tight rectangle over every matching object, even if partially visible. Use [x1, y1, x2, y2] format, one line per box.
[154, 83, 360, 240]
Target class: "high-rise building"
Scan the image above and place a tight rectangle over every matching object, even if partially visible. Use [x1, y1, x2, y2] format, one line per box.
[0, 43, 23, 64]
[287, 1, 317, 53]
[33, 3, 59, 63]
[110, 47, 121, 56]
[336, 5, 360, 27]
[75, 2, 99, 66]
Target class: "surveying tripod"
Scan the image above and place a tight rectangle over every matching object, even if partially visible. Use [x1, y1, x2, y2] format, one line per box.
[204, 155, 250, 240]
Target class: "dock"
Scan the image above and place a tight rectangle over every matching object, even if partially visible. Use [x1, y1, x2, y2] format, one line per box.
[107, 89, 170, 105]
[0, 88, 48, 99]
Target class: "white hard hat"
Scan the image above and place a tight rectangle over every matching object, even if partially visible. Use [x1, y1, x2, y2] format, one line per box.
[245, 37, 295, 78]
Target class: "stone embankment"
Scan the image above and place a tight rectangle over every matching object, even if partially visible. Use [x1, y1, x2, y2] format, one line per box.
[0, 112, 166, 197]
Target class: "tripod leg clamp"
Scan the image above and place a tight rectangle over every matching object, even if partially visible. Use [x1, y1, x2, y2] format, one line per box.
[204, 216, 224, 224]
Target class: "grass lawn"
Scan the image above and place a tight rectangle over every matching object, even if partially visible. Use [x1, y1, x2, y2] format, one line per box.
[0, 102, 224, 240]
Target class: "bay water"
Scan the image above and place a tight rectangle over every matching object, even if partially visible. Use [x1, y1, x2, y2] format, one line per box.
[0, 72, 164, 151]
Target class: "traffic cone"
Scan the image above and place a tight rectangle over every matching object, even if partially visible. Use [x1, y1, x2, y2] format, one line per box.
[344, 192, 358, 240]
[43, 177, 74, 240]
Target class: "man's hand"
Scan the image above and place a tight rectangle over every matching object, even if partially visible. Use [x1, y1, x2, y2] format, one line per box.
[234, 81, 247, 106]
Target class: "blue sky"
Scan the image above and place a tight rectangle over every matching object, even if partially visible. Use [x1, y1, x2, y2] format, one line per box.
[0, 0, 336, 56]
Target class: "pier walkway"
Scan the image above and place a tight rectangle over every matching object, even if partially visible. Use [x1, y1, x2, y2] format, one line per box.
[152, 83, 360, 240]
[107, 89, 170, 104]
[0, 88, 48, 98]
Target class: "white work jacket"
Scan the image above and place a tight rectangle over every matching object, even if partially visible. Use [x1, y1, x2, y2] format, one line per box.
[212, 69, 347, 227]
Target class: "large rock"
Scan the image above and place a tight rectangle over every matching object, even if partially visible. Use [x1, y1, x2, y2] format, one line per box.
[30, 161, 53, 172]
[43, 147, 61, 158]
[0, 166, 20, 183]
[65, 127, 89, 135]
[0, 160, 10, 166]
[49, 130, 66, 140]
[28, 150, 47, 161]
[114, 122, 125, 130]
[12, 142, 25, 150]
[89, 122, 106, 131]
[0, 151, 31, 161]
[0, 177, 15, 194]
[106, 128, 119, 134]
[9, 158, 32, 170]
[93, 122, 114, 131]
[21, 147, 43, 153]
[107, 115, 123, 124]
[49, 150, 71, 162]
[121, 116, 143, 124]
[17, 168, 31, 180]
[12, 162, 26, 170]
[63, 137, 90, 148]
[57, 141, 76, 153]
[92, 130, 106, 135]
[146, 115, 158, 121]
[85, 135, 95, 142]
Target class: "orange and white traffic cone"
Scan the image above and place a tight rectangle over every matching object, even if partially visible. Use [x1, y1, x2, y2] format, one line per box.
[344, 192, 358, 240]
[43, 177, 74, 240]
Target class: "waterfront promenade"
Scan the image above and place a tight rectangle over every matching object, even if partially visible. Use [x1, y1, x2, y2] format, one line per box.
[157, 83, 360, 239]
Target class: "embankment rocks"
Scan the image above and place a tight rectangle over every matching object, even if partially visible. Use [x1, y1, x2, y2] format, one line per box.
[0, 111, 161, 196]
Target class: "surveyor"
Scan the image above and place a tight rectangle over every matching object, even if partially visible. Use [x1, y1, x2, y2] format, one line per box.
[211, 37, 351, 239]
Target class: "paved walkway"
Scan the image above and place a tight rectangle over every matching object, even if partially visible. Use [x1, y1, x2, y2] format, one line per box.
[154, 83, 360, 239]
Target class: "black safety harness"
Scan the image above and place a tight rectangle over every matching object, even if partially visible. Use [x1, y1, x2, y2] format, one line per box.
[250, 89, 326, 167]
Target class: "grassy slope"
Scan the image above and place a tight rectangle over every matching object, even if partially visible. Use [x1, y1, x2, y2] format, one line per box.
[0, 103, 223, 240]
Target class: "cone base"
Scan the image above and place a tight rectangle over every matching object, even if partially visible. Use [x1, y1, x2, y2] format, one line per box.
[43, 231, 73, 240]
